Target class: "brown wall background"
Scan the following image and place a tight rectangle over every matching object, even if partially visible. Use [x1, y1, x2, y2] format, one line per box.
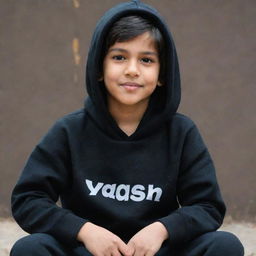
[1, 0, 255, 221]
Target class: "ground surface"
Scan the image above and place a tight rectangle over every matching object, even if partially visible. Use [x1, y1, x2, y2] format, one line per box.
[1, 218, 255, 255]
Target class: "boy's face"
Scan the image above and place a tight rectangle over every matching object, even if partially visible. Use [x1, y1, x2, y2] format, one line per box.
[103, 32, 160, 110]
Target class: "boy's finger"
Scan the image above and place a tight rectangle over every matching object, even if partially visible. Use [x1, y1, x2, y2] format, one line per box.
[111, 248, 123, 256]
[145, 250, 155, 256]
[118, 240, 134, 256]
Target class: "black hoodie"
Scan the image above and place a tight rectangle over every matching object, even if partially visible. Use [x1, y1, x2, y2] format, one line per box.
[11, 0, 226, 250]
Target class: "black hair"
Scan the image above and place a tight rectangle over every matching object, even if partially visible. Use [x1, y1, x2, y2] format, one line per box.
[102, 15, 166, 85]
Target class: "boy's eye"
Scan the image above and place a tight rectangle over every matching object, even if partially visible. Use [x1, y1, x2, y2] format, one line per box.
[112, 55, 125, 61]
[141, 57, 154, 64]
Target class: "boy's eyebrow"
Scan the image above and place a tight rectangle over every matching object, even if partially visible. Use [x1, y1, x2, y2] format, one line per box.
[108, 48, 158, 56]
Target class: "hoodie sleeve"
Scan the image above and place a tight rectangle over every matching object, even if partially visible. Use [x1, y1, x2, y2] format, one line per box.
[11, 119, 87, 246]
[158, 122, 226, 245]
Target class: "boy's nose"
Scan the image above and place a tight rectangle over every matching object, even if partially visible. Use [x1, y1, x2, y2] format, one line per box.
[124, 60, 140, 77]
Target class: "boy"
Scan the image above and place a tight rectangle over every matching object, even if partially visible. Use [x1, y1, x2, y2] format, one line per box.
[11, 1, 244, 255]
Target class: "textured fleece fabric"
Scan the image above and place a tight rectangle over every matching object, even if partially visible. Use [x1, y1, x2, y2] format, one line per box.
[12, 0, 226, 249]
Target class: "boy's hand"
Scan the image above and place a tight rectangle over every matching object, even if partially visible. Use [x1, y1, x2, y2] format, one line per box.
[127, 222, 168, 256]
[77, 222, 134, 256]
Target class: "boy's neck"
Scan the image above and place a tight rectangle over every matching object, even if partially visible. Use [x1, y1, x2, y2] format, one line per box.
[108, 100, 148, 136]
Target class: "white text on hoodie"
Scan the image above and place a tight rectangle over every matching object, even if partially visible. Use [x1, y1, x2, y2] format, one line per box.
[85, 179, 162, 202]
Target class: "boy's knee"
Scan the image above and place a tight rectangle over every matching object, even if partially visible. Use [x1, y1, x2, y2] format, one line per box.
[210, 231, 244, 255]
[11, 233, 56, 256]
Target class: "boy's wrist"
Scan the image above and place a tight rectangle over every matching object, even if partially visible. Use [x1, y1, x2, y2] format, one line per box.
[154, 221, 169, 240]
[77, 221, 92, 242]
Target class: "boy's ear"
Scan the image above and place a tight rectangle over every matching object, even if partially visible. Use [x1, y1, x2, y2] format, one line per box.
[157, 81, 163, 87]
[98, 76, 104, 81]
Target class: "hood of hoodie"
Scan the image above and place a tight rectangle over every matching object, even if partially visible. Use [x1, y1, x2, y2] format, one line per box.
[85, 0, 181, 140]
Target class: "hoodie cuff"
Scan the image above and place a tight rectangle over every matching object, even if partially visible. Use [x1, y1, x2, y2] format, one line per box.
[52, 212, 88, 246]
[158, 212, 189, 246]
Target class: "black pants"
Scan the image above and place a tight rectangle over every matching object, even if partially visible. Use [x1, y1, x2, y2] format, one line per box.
[10, 231, 244, 256]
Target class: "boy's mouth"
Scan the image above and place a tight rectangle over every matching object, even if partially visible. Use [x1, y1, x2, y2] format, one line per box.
[120, 82, 143, 91]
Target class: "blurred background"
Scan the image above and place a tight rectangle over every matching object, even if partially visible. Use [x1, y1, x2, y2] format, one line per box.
[1, 0, 255, 221]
